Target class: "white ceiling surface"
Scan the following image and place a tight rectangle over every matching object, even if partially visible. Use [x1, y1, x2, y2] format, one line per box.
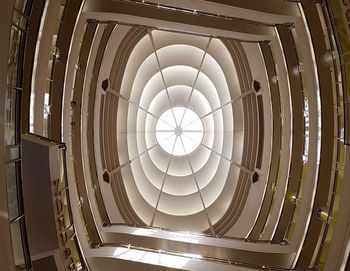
[114, 30, 246, 232]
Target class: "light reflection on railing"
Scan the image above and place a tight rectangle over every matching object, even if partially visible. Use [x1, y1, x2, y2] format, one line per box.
[106, 222, 288, 245]
[285, 26, 309, 241]
[29, 0, 69, 137]
[69, 21, 100, 246]
[43, 0, 68, 137]
[327, 0, 350, 146]
[312, 1, 347, 269]
[259, 42, 285, 240]
[55, 144, 87, 271]
[97, 242, 316, 271]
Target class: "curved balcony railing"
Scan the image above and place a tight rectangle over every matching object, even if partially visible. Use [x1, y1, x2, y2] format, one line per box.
[5, 1, 33, 270]
[69, 20, 102, 245]
[43, 0, 68, 137]
[106, 222, 287, 245]
[4, 0, 88, 270]
[327, 0, 350, 146]
[285, 25, 310, 241]
[312, 1, 347, 269]
[55, 142, 87, 271]
[263, 24, 306, 242]
[28, 0, 69, 137]
[98, 242, 316, 271]
[257, 41, 286, 241]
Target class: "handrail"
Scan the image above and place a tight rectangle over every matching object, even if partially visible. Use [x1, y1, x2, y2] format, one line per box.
[284, 25, 309, 241]
[4, 1, 34, 270]
[43, 0, 69, 137]
[114, 0, 291, 28]
[326, 0, 350, 146]
[272, 25, 305, 241]
[23, 132, 63, 145]
[106, 222, 288, 245]
[54, 144, 87, 271]
[248, 41, 287, 241]
[69, 21, 102, 244]
[98, 242, 316, 271]
[311, 2, 348, 269]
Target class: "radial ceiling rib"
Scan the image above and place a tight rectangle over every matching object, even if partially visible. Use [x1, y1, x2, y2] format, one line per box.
[109, 142, 159, 177]
[181, 132, 202, 145]
[180, 136, 216, 235]
[183, 89, 255, 129]
[179, 37, 212, 127]
[156, 129, 203, 133]
[150, 136, 177, 226]
[200, 142, 254, 175]
[148, 29, 179, 126]
[108, 87, 175, 128]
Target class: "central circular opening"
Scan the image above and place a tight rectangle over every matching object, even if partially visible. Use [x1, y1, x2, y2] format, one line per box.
[156, 107, 203, 156]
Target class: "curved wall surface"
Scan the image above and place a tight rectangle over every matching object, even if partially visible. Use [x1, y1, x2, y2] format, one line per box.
[1, 0, 350, 271]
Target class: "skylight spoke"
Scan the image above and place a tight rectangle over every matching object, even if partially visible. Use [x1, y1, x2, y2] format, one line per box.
[157, 132, 175, 143]
[150, 153, 173, 226]
[179, 37, 212, 127]
[109, 142, 159, 177]
[148, 30, 179, 127]
[156, 107, 203, 156]
[172, 107, 186, 125]
[182, 132, 202, 145]
[200, 142, 253, 175]
[151, 136, 177, 226]
[182, 90, 255, 129]
[108, 87, 176, 128]
[156, 119, 176, 131]
[172, 135, 179, 153]
[173, 136, 185, 156]
[165, 133, 176, 144]
[178, 130, 203, 133]
[156, 129, 176, 133]
[185, 153, 216, 235]
[179, 135, 187, 154]
[157, 129, 202, 133]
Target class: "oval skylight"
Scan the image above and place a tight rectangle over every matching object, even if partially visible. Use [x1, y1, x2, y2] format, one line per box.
[156, 107, 203, 156]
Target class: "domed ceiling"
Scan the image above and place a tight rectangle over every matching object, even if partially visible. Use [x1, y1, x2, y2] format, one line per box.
[98, 27, 259, 234]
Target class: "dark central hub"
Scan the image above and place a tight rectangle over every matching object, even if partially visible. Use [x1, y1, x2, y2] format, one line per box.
[174, 126, 183, 136]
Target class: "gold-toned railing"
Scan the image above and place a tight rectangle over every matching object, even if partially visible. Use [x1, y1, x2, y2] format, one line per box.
[54, 144, 87, 271]
[285, 26, 310, 241]
[327, 0, 350, 145]
[98, 242, 316, 271]
[312, 1, 347, 268]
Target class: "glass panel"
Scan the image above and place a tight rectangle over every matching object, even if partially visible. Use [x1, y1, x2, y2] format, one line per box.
[6, 162, 20, 221]
[286, 221, 296, 241]
[14, 0, 28, 13]
[7, 26, 22, 87]
[12, 10, 28, 31]
[58, 149, 67, 187]
[5, 146, 20, 162]
[68, 236, 84, 271]
[62, 189, 73, 230]
[43, 92, 51, 137]
[5, 87, 17, 146]
[78, 207, 90, 244]
[10, 219, 25, 270]
[329, 0, 350, 144]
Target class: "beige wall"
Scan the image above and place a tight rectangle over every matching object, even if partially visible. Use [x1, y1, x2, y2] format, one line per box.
[0, 1, 16, 271]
